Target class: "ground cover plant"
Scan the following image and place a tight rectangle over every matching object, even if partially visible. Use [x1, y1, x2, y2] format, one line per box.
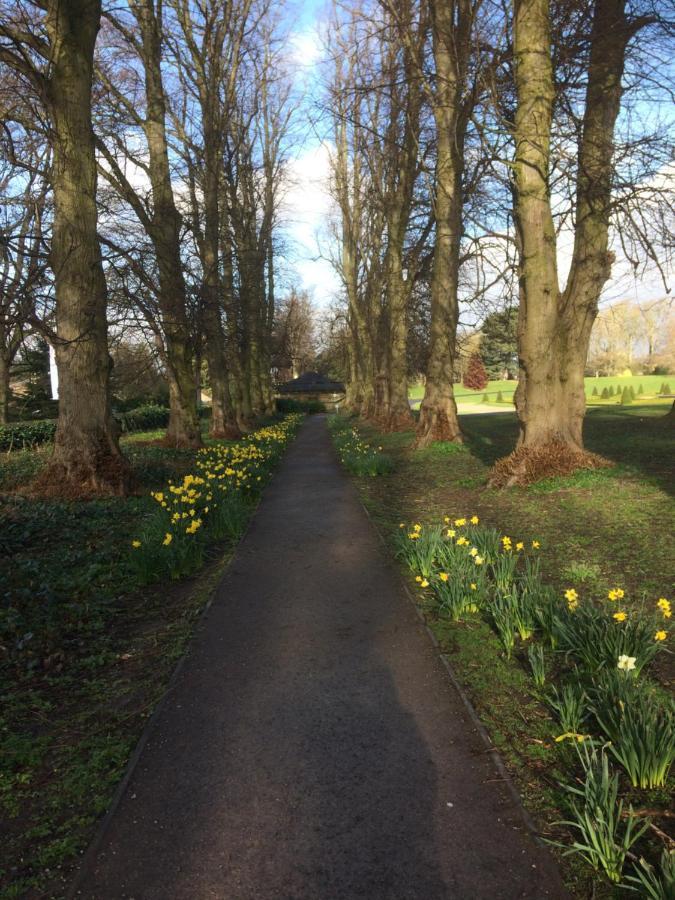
[330, 407, 674, 898]
[0, 414, 302, 898]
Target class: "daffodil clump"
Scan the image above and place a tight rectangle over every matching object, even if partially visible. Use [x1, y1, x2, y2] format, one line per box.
[395, 513, 673, 884]
[327, 417, 393, 476]
[129, 415, 302, 583]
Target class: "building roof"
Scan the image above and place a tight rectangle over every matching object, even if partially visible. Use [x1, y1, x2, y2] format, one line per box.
[277, 371, 345, 394]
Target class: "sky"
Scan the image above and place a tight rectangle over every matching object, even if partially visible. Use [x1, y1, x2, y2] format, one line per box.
[280, 2, 673, 316]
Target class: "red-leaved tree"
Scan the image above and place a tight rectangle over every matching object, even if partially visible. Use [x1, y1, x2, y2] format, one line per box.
[463, 354, 489, 390]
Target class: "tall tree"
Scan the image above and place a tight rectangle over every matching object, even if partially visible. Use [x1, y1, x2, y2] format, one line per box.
[491, 0, 656, 485]
[0, 0, 130, 493]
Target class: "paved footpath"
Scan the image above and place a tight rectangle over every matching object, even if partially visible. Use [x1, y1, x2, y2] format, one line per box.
[73, 416, 567, 900]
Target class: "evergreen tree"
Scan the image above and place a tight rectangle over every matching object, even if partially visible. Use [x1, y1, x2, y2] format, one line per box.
[480, 308, 519, 379]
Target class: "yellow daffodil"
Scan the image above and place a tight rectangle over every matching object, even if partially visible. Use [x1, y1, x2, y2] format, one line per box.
[413, 523, 422, 533]
[420, 579, 429, 588]
[454, 518, 466, 526]
[516, 541, 524, 551]
[439, 572, 449, 582]
[132, 540, 141, 549]
[456, 537, 469, 547]
[655, 630, 667, 642]
[532, 540, 540, 549]
[163, 533, 173, 546]
[469, 547, 478, 557]
[444, 516, 450, 524]
[408, 532, 420, 541]
[470, 515, 479, 525]
[607, 588, 625, 602]
[470, 583, 477, 590]
[415, 576, 422, 583]
[447, 529, 456, 538]
[613, 611, 627, 622]
[474, 555, 484, 566]
[554, 732, 587, 743]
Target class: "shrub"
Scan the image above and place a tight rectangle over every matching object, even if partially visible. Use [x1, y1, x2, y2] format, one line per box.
[116, 403, 170, 433]
[637, 384, 644, 396]
[481, 392, 489, 403]
[496, 390, 504, 402]
[601, 387, 609, 399]
[276, 397, 326, 414]
[660, 382, 672, 395]
[592, 386, 598, 397]
[0, 420, 57, 452]
[628, 385, 636, 401]
[462, 353, 489, 391]
[620, 387, 632, 405]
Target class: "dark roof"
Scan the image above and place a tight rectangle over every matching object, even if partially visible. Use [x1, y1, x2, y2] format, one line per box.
[277, 371, 345, 394]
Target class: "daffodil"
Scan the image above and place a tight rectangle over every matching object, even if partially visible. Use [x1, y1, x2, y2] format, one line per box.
[470, 583, 477, 590]
[454, 518, 466, 527]
[655, 630, 667, 642]
[439, 572, 449, 582]
[613, 611, 627, 622]
[470, 515, 479, 525]
[617, 654, 636, 671]
[446, 529, 456, 538]
[531, 540, 540, 549]
[420, 578, 429, 588]
[132, 540, 141, 549]
[554, 732, 587, 743]
[163, 533, 173, 546]
[474, 555, 484, 566]
[607, 588, 625, 602]
[515, 542, 524, 551]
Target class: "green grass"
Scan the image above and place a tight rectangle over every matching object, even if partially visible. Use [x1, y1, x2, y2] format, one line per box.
[409, 374, 673, 406]
[343, 405, 674, 898]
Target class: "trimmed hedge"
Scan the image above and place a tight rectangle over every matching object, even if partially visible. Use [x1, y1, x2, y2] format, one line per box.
[275, 397, 326, 414]
[0, 403, 171, 452]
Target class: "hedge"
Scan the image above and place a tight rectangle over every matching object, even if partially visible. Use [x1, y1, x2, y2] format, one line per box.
[0, 403, 171, 452]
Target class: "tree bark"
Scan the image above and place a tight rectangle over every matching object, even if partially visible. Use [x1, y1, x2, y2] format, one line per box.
[0, 349, 10, 425]
[490, 0, 633, 485]
[415, 0, 470, 448]
[39, 0, 129, 495]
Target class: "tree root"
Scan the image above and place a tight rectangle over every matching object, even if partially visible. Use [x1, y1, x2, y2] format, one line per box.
[488, 439, 612, 488]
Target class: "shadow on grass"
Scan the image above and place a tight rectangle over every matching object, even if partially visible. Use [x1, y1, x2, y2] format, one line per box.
[459, 406, 674, 498]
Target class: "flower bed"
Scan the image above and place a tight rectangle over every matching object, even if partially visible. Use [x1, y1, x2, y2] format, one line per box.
[327, 416, 393, 476]
[396, 516, 673, 892]
[129, 415, 302, 583]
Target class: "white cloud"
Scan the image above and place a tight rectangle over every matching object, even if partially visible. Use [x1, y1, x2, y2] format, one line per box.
[280, 139, 342, 307]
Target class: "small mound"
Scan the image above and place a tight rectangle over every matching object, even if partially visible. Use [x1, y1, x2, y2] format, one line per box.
[488, 439, 612, 488]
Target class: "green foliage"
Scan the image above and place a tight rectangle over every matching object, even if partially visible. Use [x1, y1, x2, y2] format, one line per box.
[592, 386, 598, 396]
[601, 387, 609, 399]
[621, 386, 633, 405]
[637, 384, 644, 395]
[481, 392, 489, 403]
[275, 397, 326, 414]
[0, 419, 57, 452]
[591, 683, 674, 789]
[328, 417, 393, 476]
[480, 307, 519, 379]
[625, 850, 675, 899]
[548, 682, 588, 734]
[0, 405, 172, 451]
[527, 641, 546, 687]
[660, 382, 672, 395]
[116, 403, 170, 433]
[555, 745, 649, 883]
[554, 603, 661, 676]
[496, 390, 504, 402]
[608, 386, 615, 397]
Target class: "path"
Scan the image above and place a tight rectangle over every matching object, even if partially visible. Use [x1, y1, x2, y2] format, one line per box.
[72, 416, 567, 900]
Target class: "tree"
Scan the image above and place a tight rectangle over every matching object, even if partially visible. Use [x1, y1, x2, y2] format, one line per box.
[463, 353, 488, 390]
[490, 0, 657, 485]
[415, 0, 476, 448]
[480, 308, 518, 380]
[0, 0, 130, 494]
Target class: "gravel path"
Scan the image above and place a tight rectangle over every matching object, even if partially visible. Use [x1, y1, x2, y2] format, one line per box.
[72, 416, 567, 900]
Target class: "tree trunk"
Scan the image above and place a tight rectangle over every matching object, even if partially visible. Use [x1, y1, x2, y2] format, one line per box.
[490, 0, 630, 486]
[415, 0, 469, 448]
[0, 349, 10, 425]
[133, 0, 201, 448]
[38, 0, 129, 496]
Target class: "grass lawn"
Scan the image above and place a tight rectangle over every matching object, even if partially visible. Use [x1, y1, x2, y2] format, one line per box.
[0, 422, 290, 899]
[409, 373, 674, 406]
[339, 404, 674, 898]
